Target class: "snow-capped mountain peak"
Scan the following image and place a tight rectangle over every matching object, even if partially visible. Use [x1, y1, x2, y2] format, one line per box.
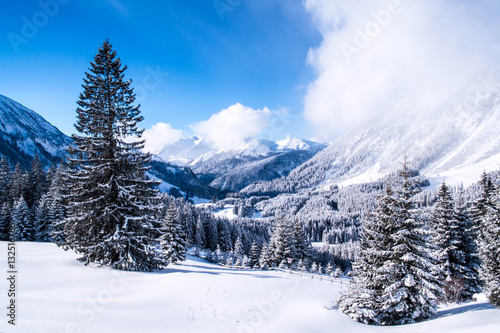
[0, 94, 72, 168]
[156, 135, 327, 191]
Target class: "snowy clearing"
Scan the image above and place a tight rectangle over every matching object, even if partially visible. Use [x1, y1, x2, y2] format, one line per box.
[1, 242, 499, 333]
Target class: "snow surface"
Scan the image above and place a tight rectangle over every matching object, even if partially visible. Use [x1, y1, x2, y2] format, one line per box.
[1, 242, 499, 333]
[207, 204, 267, 220]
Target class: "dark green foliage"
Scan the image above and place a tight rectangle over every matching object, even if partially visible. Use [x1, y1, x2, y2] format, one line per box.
[62, 40, 162, 271]
[0, 202, 11, 241]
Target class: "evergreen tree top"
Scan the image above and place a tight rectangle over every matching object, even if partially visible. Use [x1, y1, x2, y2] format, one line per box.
[74, 40, 143, 141]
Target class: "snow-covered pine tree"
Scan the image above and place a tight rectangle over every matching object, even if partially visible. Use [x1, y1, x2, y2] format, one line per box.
[338, 183, 397, 325]
[62, 40, 162, 271]
[11, 196, 34, 241]
[34, 194, 52, 242]
[233, 235, 245, 258]
[378, 161, 443, 325]
[268, 216, 294, 267]
[0, 157, 11, 206]
[292, 219, 312, 265]
[218, 221, 233, 253]
[9, 164, 28, 204]
[472, 171, 495, 221]
[249, 241, 261, 268]
[259, 243, 272, 270]
[181, 205, 196, 247]
[475, 173, 500, 307]
[206, 219, 219, 251]
[195, 216, 206, 250]
[431, 181, 465, 302]
[48, 166, 68, 245]
[0, 202, 11, 241]
[27, 155, 46, 209]
[455, 190, 481, 301]
[160, 203, 187, 265]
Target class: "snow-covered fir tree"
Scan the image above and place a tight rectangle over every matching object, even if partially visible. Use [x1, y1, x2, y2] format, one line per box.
[0, 157, 11, 206]
[0, 202, 10, 241]
[268, 215, 294, 267]
[259, 243, 272, 269]
[338, 184, 397, 325]
[233, 235, 245, 258]
[340, 160, 443, 326]
[377, 161, 443, 325]
[292, 219, 312, 265]
[431, 181, 465, 302]
[27, 155, 46, 209]
[195, 216, 206, 249]
[11, 196, 34, 241]
[454, 190, 481, 301]
[474, 172, 500, 307]
[249, 241, 261, 268]
[62, 40, 162, 271]
[160, 203, 187, 265]
[206, 218, 218, 251]
[218, 221, 233, 253]
[48, 166, 68, 245]
[34, 194, 52, 242]
[9, 164, 28, 204]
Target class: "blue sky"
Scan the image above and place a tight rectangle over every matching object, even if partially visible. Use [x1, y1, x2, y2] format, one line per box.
[0, 0, 321, 146]
[2, 0, 500, 151]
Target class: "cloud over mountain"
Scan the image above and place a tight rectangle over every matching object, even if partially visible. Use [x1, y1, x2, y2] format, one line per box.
[304, 0, 500, 141]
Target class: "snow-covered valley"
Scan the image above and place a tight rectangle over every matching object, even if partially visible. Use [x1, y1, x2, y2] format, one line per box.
[1, 242, 499, 333]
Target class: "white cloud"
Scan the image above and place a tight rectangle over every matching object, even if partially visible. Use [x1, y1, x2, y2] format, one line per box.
[191, 103, 272, 150]
[143, 122, 183, 154]
[304, 0, 500, 141]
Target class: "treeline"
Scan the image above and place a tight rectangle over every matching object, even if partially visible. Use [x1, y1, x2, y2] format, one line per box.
[0, 153, 344, 274]
[0, 156, 64, 241]
[0, 155, 272, 252]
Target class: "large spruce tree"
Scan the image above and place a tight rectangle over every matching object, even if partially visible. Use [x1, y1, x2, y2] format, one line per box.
[340, 160, 443, 325]
[338, 183, 397, 325]
[377, 161, 443, 325]
[62, 40, 162, 271]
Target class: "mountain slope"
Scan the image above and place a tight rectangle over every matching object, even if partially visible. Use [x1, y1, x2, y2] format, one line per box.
[0, 95, 217, 199]
[243, 81, 500, 196]
[149, 156, 218, 199]
[0, 94, 72, 168]
[159, 137, 327, 192]
[157, 136, 212, 166]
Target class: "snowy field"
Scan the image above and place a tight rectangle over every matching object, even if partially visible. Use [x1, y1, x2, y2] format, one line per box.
[1, 242, 499, 333]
